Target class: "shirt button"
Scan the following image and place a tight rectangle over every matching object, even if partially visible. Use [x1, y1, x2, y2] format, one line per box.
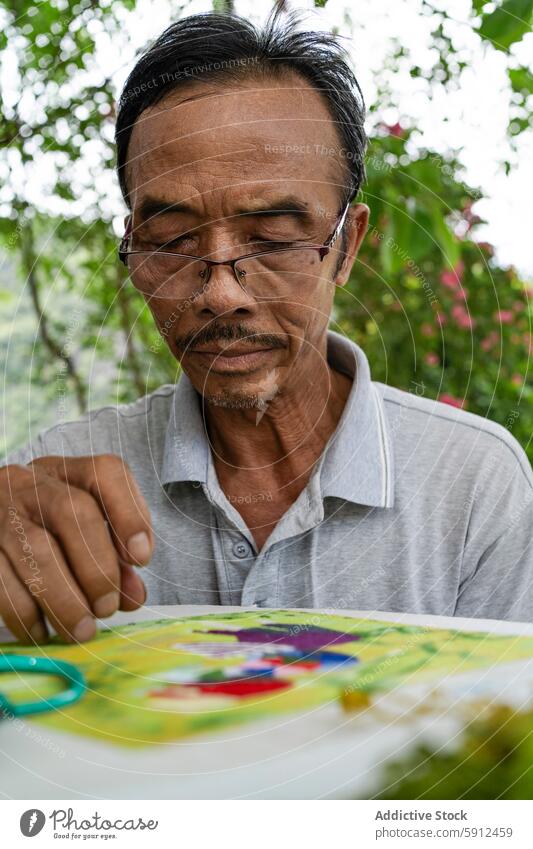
[232, 541, 251, 559]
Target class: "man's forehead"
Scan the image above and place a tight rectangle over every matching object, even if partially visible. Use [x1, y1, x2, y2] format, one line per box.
[125, 75, 346, 206]
[130, 74, 339, 138]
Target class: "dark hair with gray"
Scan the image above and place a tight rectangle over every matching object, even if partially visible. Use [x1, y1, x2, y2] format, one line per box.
[115, 9, 367, 210]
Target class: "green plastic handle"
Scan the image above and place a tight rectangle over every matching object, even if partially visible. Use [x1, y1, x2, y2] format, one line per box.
[0, 654, 86, 717]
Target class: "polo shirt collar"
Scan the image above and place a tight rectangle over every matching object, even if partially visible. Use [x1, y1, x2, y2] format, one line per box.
[161, 330, 394, 509]
[318, 331, 394, 508]
[161, 372, 209, 486]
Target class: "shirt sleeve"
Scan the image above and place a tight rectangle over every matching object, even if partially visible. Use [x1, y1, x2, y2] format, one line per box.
[1, 408, 116, 469]
[455, 495, 533, 622]
[0, 418, 91, 468]
[455, 424, 533, 623]
[0, 432, 50, 468]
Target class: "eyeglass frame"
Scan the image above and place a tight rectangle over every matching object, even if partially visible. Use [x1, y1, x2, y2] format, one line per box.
[117, 202, 352, 288]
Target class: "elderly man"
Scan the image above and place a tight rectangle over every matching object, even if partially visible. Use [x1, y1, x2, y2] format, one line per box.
[1, 12, 532, 644]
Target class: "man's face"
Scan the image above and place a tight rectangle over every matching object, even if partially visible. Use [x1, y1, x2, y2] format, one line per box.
[125, 73, 368, 408]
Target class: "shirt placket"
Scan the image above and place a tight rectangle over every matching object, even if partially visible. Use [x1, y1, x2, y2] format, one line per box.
[203, 457, 275, 606]
[204, 437, 328, 608]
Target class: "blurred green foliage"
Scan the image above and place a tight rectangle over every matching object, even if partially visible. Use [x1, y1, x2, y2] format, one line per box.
[375, 703, 533, 799]
[0, 0, 532, 460]
[340, 127, 532, 459]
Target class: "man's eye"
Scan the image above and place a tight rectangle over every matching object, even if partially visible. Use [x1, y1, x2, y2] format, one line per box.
[250, 237, 296, 248]
[157, 235, 194, 250]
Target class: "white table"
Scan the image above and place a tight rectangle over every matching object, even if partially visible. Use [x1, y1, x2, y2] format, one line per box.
[1, 605, 533, 800]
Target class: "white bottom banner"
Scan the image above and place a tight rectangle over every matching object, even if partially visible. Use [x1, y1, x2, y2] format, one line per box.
[1, 799, 532, 848]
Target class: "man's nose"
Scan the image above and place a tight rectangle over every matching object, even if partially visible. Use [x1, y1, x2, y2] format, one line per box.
[193, 262, 259, 320]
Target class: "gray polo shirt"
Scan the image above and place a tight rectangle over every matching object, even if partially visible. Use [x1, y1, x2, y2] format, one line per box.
[3, 331, 533, 621]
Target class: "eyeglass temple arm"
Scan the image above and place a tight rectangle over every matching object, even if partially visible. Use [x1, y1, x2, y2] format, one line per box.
[118, 216, 133, 264]
[319, 202, 351, 259]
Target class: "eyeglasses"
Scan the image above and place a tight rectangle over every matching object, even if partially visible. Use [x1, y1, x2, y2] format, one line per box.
[118, 203, 350, 301]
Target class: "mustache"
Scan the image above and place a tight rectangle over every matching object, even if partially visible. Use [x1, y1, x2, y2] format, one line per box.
[175, 322, 287, 352]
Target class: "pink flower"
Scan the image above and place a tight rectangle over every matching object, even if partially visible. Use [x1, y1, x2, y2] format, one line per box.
[381, 121, 404, 137]
[453, 287, 469, 301]
[452, 303, 475, 329]
[434, 311, 447, 327]
[439, 393, 466, 409]
[495, 310, 513, 324]
[440, 270, 458, 290]
[462, 200, 482, 231]
[481, 331, 499, 352]
[440, 261, 465, 291]
[425, 352, 440, 366]
[511, 374, 523, 387]
[476, 241, 494, 256]
[513, 301, 525, 312]
[421, 323, 434, 337]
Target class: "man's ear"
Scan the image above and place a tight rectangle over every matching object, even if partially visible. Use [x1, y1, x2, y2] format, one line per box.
[333, 203, 370, 287]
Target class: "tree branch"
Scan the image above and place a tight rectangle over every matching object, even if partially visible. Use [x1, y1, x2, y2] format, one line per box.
[19, 215, 87, 412]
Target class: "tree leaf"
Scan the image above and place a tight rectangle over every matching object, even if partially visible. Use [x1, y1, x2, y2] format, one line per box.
[477, 0, 533, 51]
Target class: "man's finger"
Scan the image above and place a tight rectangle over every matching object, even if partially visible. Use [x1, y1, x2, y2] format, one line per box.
[2, 520, 96, 643]
[0, 550, 48, 644]
[30, 455, 153, 566]
[22, 482, 122, 619]
[118, 563, 146, 612]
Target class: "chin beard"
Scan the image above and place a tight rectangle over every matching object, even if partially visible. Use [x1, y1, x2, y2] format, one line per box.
[201, 374, 281, 412]
[202, 391, 264, 410]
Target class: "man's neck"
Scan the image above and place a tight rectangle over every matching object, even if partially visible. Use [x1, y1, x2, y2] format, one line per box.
[202, 338, 353, 550]
[204, 353, 353, 490]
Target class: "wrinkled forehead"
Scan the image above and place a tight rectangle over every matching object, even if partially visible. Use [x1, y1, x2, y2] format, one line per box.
[125, 74, 348, 215]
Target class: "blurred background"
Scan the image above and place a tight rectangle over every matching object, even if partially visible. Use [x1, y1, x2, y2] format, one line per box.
[0, 0, 531, 460]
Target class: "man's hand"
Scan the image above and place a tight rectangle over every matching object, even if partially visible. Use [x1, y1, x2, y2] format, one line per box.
[0, 454, 153, 644]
